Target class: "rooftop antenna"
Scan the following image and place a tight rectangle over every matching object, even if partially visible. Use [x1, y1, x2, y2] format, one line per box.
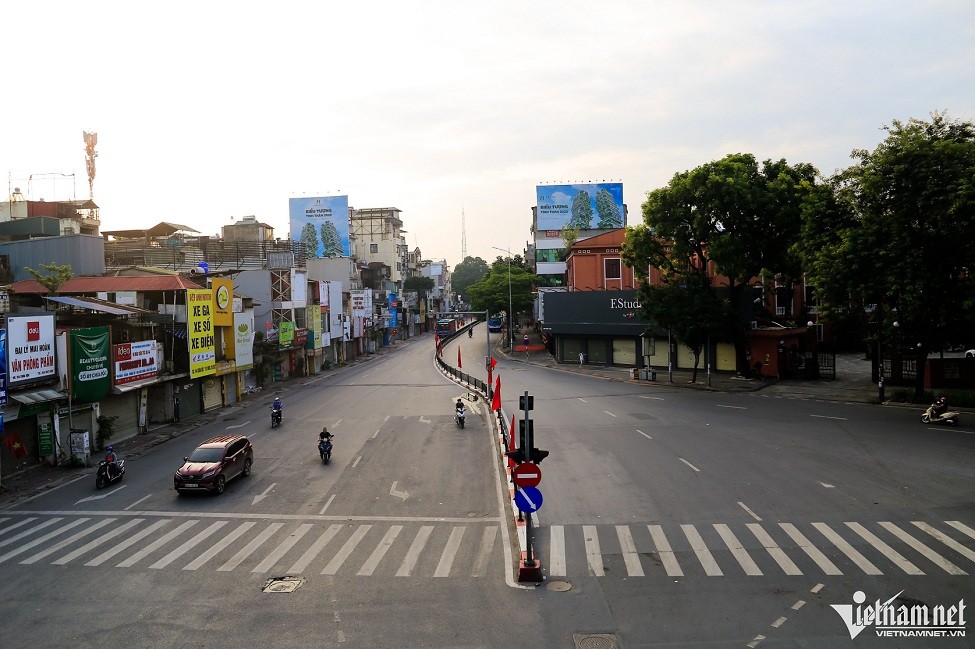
[461, 207, 467, 261]
[83, 131, 98, 200]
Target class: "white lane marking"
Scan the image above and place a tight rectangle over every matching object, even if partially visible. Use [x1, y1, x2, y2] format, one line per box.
[150, 521, 227, 569]
[20, 518, 116, 565]
[76, 485, 129, 505]
[714, 524, 762, 575]
[549, 525, 566, 577]
[577, 398, 588, 403]
[390, 482, 409, 501]
[716, 404, 747, 409]
[648, 525, 683, 576]
[638, 395, 664, 400]
[810, 414, 847, 420]
[812, 523, 881, 575]
[358, 525, 404, 576]
[0, 518, 38, 537]
[636, 429, 653, 440]
[349, 380, 356, 385]
[124, 494, 152, 511]
[811, 583, 824, 594]
[372, 429, 380, 439]
[117, 520, 199, 567]
[779, 523, 842, 575]
[287, 524, 342, 574]
[85, 519, 170, 567]
[384, 415, 390, 422]
[351, 456, 362, 468]
[252, 483, 276, 505]
[419, 416, 431, 423]
[879, 522, 966, 575]
[183, 521, 256, 570]
[434, 526, 466, 577]
[227, 420, 252, 429]
[583, 525, 604, 576]
[319, 495, 336, 514]
[819, 482, 835, 489]
[771, 617, 787, 628]
[679, 458, 701, 472]
[397, 525, 434, 577]
[54, 519, 144, 565]
[253, 523, 314, 573]
[946, 520, 975, 540]
[616, 525, 645, 577]
[681, 524, 722, 576]
[218, 523, 284, 571]
[333, 418, 343, 427]
[604, 411, 617, 418]
[738, 501, 763, 522]
[792, 600, 806, 611]
[747, 523, 802, 575]
[322, 525, 372, 575]
[471, 526, 499, 578]
[913, 522, 975, 563]
[747, 635, 765, 648]
[846, 522, 923, 575]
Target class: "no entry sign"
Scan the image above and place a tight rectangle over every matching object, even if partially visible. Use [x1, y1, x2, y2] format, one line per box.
[512, 462, 542, 488]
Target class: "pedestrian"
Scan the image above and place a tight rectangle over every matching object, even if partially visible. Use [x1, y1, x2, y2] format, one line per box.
[523, 333, 530, 348]
[173, 391, 181, 423]
[579, 351, 586, 366]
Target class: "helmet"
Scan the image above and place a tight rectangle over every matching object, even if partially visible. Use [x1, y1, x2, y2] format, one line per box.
[106, 445, 113, 452]
[938, 396, 947, 404]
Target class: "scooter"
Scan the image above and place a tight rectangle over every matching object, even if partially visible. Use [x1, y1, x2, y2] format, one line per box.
[455, 406, 466, 429]
[271, 407, 282, 428]
[318, 437, 333, 463]
[921, 405, 960, 425]
[95, 459, 125, 489]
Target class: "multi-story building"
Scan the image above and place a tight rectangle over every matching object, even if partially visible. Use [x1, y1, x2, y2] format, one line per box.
[350, 207, 407, 289]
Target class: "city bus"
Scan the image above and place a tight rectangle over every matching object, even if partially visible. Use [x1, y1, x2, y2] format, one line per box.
[487, 316, 504, 333]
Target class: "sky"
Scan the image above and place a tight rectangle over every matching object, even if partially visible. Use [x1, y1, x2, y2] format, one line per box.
[3, 1, 974, 270]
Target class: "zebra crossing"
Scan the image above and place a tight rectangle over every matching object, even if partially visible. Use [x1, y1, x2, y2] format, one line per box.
[0, 514, 500, 579]
[540, 519, 975, 579]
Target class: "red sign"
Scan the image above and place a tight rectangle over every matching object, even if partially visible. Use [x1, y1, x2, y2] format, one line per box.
[512, 462, 542, 488]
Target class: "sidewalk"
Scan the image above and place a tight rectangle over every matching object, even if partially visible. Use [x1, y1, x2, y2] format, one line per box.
[501, 326, 880, 404]
[0, 335, 427, 510]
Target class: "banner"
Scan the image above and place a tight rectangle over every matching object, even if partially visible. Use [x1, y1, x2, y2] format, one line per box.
[6, 315, 56, 385]
[113, 340, 159, 385]
[211, 277, 234, 327]
[187, 289, 216, 379]
[230, 311, 255, 369]
[536, 182, 624, 232]
[70, 327, 111, 402]
[289, 195, 351, 257]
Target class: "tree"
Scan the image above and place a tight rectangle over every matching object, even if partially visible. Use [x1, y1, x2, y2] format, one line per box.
[801, 112, 975, 401]
[450, 256, 489, 299]
[25, 262, 73, 295]
[466, 263, 540, 324]
[623, 153, 817, 373]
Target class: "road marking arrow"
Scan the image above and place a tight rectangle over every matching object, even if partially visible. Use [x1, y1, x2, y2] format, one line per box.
[419, 416, 431, 423]
[253, 483, 276, 505]
[75, 485, 128, 504]
[390, 481, 409, 500]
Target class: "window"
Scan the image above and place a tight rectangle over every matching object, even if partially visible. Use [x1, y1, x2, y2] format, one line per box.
[370, 243, 378, 253]
[604, 258, 622, 281]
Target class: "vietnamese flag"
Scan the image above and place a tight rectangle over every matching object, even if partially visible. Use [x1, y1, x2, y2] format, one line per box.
[492, 375, 501, 411]
[457, 346, 462, 368]
[2, 431, 28, 458]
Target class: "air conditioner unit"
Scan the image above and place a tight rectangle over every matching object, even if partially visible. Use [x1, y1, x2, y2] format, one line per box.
[189, 266, 206, 275]
[750, 320, 758, 330]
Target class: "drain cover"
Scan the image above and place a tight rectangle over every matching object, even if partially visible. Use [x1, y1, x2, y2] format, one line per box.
[546, 580, 572, 592]
[573, 633, 618, 649]
[262, 576, 304, 593]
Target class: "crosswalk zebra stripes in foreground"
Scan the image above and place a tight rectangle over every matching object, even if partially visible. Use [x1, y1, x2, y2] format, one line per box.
[1, 515, 972, 580]
[541, 519, 975, 579]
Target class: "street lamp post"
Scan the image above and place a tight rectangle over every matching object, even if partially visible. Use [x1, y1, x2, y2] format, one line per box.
[491, 246, 514, 350]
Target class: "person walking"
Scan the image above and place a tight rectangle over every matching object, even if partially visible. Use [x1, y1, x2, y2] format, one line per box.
[579, 351, 586, 366]
[523, 333, 530, 357]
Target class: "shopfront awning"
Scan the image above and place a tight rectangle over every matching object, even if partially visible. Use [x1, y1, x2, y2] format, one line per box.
[112, 373, 188, 394]
[10, 388, 67, 405]
[43, 296, 150, 315]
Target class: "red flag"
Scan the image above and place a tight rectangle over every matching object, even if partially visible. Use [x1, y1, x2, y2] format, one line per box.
[434, 332, 440, 348]
[492, 376, 501, 411]
[2, 432, 28, 458]
[457, 346, 462, 368]
[489, 357, 498, 370]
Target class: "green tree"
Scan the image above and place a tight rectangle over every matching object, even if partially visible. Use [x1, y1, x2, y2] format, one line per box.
[568, 190, 593, 229]
[623, 153, 817, 373]
[559, 226, 579, 262]
[450, 256, 489, 299]
[466, 264, 540, 328]
[801, 112, 975, 401]
[25, 262, 73, 295]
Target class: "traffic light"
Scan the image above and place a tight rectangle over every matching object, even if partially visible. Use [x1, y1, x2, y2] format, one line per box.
[519, 395, 534, 411]
[505, 448, 527, 464]
[518, 420, 533, 450]
[528, 447, 549, 464]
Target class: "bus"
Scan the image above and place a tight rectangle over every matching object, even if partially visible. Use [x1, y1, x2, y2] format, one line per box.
[436, 319, 457, 336]
[487, 316, 504, 333]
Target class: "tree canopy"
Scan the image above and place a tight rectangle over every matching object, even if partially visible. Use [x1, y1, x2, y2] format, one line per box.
[466, 263, 540, 321]
[450, 256, 489, 299]
[25, 262, 73, 295]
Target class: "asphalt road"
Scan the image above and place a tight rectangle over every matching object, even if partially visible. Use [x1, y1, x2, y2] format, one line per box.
[2, 330, 974, 648]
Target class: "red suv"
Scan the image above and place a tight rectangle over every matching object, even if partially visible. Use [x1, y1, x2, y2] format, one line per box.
[175, 434, 253, 495]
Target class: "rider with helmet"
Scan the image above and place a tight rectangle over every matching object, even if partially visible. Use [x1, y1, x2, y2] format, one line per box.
[104, 445, 118, 479]
[932, 396, 948, 418]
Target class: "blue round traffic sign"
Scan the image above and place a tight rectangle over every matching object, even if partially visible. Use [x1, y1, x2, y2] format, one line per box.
[514, 486, 543, 513]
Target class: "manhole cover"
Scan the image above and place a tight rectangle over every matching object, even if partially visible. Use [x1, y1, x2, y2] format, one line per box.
[262, 576, 304, 593]
[546, 580, 572, 592]
[573, 633, 618, 649]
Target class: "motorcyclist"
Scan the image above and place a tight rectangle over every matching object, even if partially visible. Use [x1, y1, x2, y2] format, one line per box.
[319, 426, 333, 442]
[468, 328, 473, 338]
[272, 397, 283, 421]
[455, 398, 466, 418]
[931, 396, 948, 419]
[104, 445, 118, 479]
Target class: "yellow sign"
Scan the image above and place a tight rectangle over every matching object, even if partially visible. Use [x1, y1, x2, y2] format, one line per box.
[187, 288, 216, 378]
[211, 277, 234, 327]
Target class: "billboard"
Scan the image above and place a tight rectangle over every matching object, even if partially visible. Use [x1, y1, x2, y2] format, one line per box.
[70, 327, 111, 402]
[7, 315, 56, 386]
[229, 311, 255, 369]
[536, 183, 624, 232]
[211, 277, 234, 327]
[114, 340, 159, 385]
[289, 196, 351, 257]
[187, 289, 216, 379]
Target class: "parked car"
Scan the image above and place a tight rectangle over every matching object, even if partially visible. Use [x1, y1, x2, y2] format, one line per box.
[175, 434, 253, 495]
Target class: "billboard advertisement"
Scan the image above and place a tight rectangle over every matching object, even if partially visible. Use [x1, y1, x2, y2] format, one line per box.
[7, 315, 56, 386]
[114, 340, 159, 385]
[70, 326, 111, 402]
[289, 196, 351, 257]
[187, 289, 216, 379]
[536, 183, 624, 232]
[229, 311, 255, 369]
[211, 277, 234, 327]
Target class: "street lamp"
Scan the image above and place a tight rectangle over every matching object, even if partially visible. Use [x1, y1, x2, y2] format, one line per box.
[491, 246, 514, 350]
[877, 318, 899, 403]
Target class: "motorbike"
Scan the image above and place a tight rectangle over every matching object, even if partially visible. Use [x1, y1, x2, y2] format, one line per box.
[921, 405, 960, 425]
[95, 458, 125, 489]
[455, 406, 466, 429]
[271, 407, 282, 428]
[318, 437, 333, 463]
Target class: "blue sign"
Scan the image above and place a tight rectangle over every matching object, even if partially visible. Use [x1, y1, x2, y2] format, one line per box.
[514, 486, 543, 513]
